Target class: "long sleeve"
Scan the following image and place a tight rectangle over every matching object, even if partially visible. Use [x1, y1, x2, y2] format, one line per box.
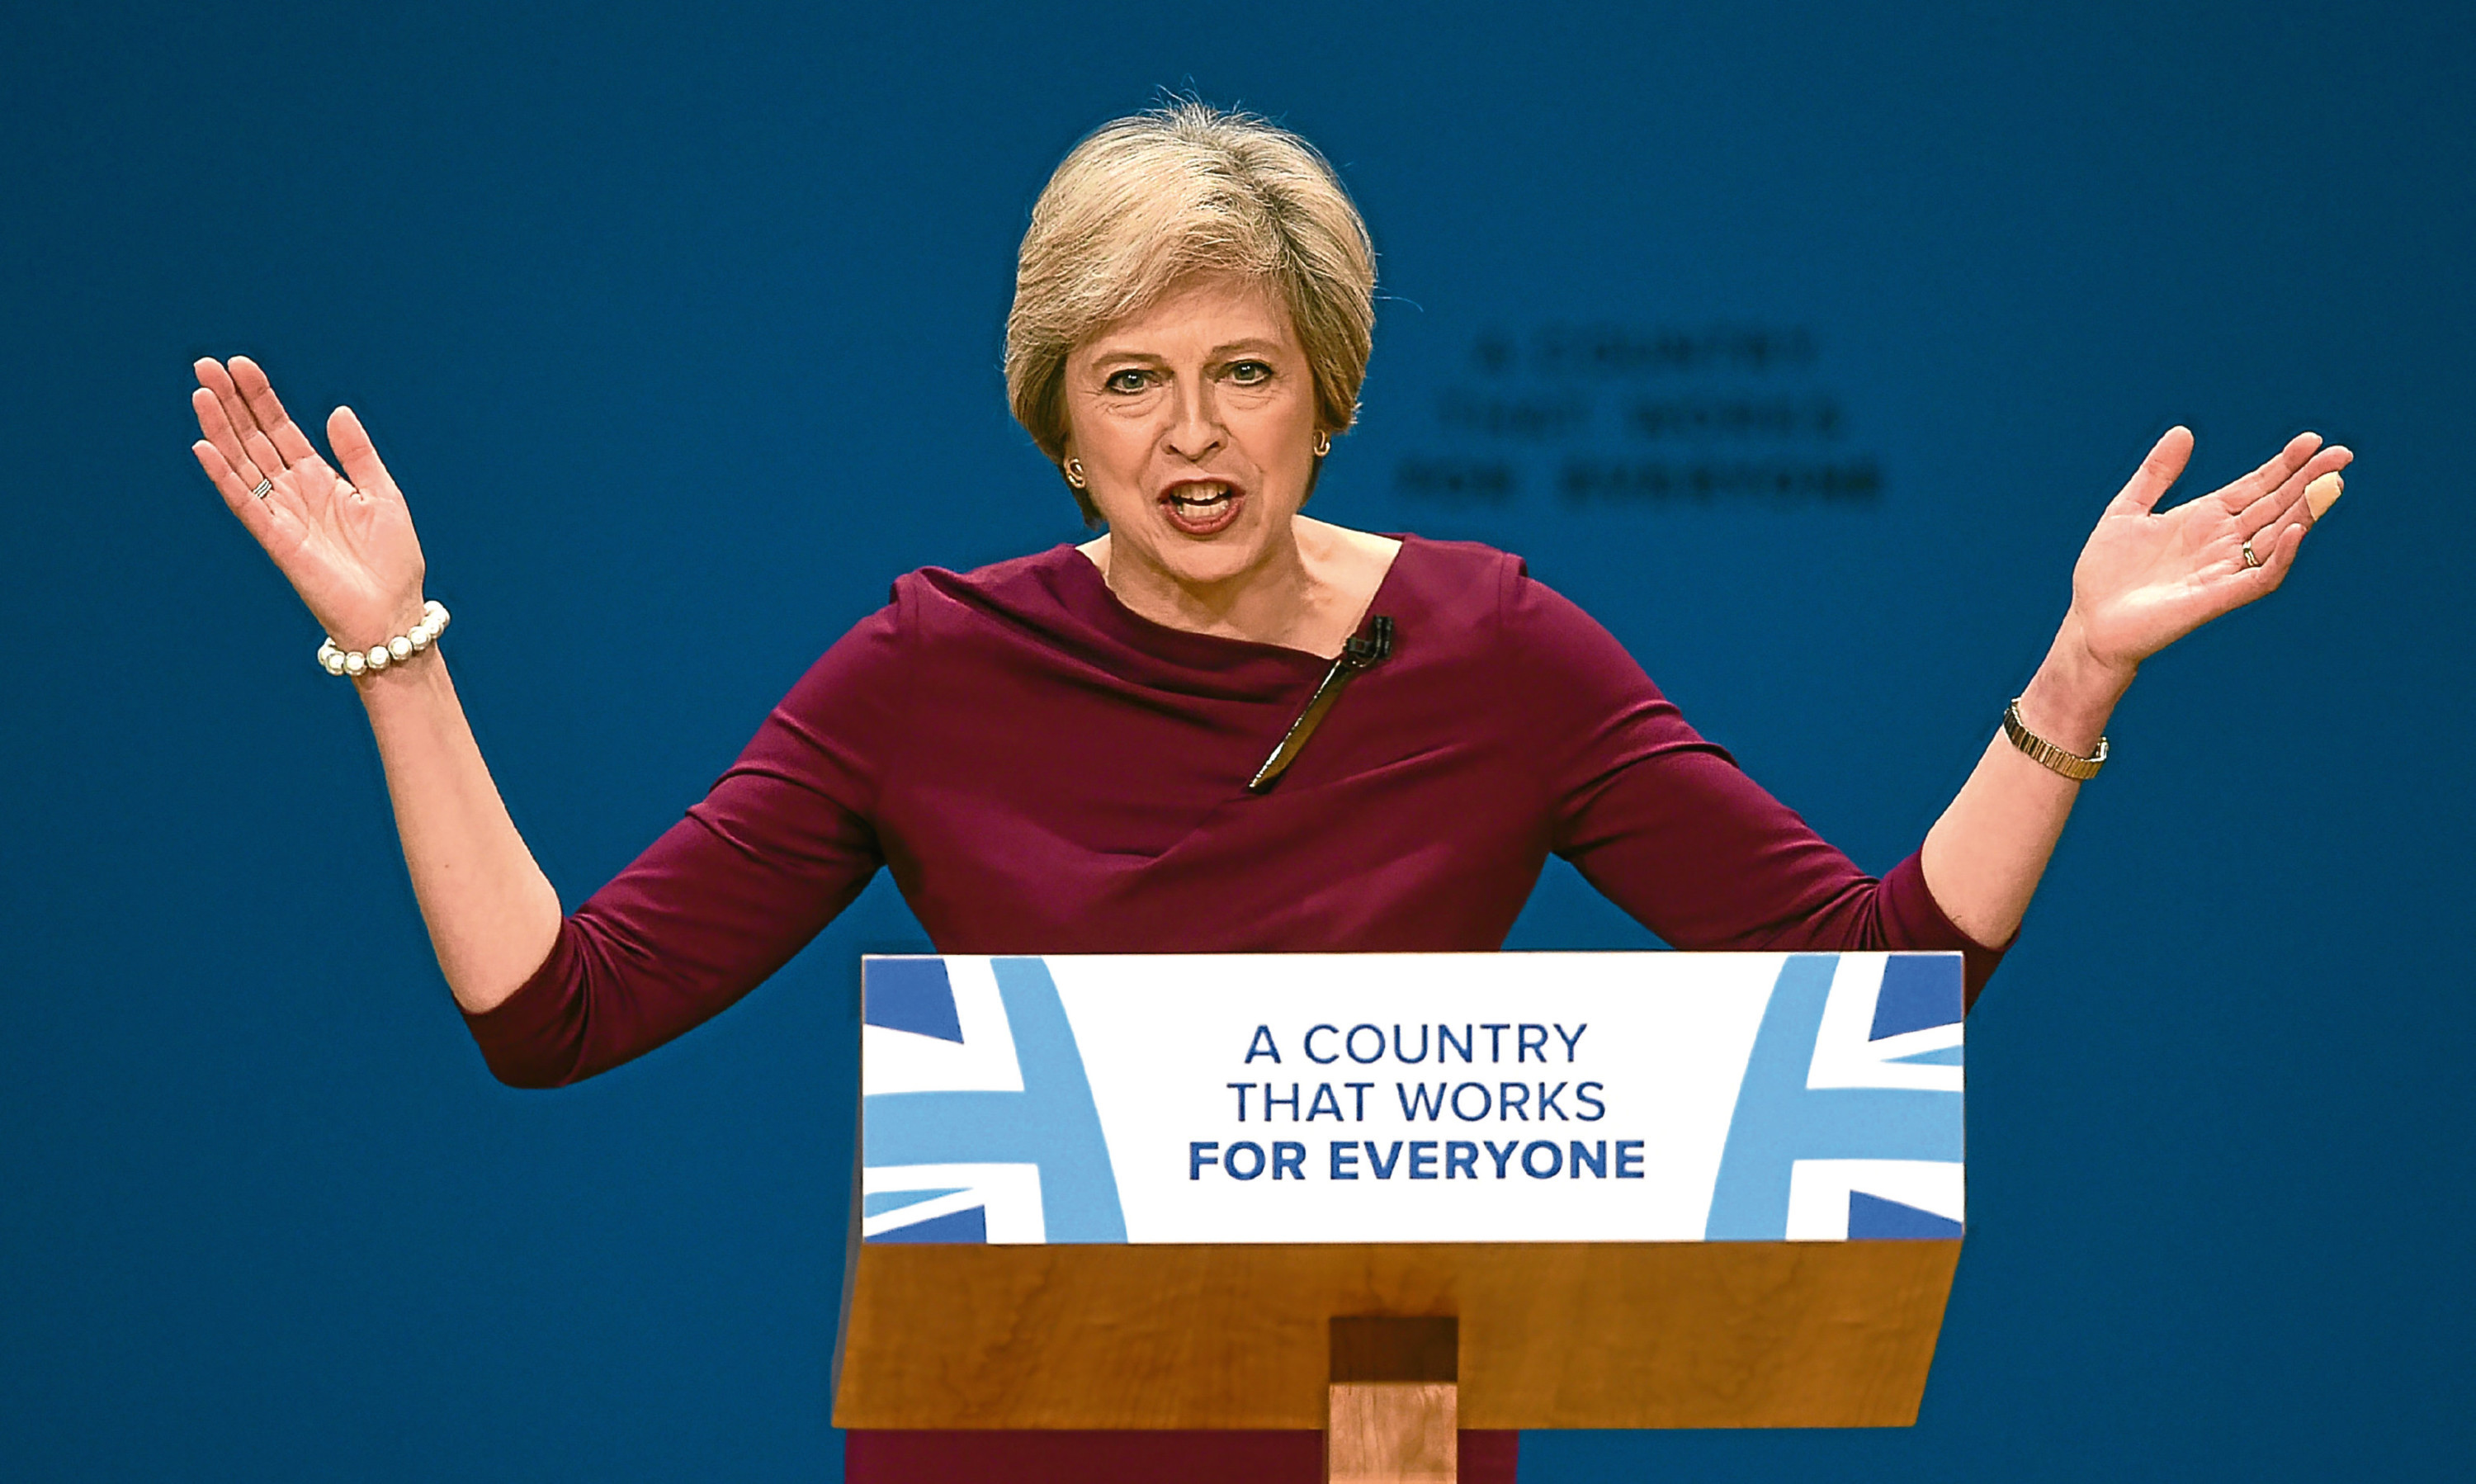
[461, 600, 910, 1087]
[1502, 560, 2006, 1004]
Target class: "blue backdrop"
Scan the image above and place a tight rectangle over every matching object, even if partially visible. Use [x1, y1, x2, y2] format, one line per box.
[3, 2, 2469, 1478]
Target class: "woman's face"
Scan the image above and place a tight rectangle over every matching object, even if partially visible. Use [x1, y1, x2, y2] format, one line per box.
[1060, 274, 1322, 591]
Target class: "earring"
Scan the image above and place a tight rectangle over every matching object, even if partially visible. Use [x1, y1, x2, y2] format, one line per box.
[1064, 458, 1088, 489]
[1312, 431, 1332, 457]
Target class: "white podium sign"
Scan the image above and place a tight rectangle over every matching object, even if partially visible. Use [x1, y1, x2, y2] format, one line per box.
[859, 952, 1963, 1248]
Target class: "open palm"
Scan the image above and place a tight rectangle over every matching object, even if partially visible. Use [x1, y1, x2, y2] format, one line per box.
[2070, 426, 2351, 674]
[191, 357, 428, 650]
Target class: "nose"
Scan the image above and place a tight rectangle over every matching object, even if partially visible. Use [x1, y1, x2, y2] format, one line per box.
[1162, 376, 1226, 463]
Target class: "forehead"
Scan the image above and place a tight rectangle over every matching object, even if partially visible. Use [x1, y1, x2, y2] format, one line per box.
[1075, 275, 1300, 362]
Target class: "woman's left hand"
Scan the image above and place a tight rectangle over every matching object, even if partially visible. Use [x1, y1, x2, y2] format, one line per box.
[2065, 426, 2353, 678]
[1921, 426, 2355, 949]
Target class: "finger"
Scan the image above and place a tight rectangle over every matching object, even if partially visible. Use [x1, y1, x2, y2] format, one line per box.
[2228, 494, 2316, 583]
[326, 405, 400, 500]
[227, 356, 320, 469]
[2237, 443, 2351, 536]
[2252, 517, 2309, 590]
[2306, 470, 2345, 520]
[2117, 426, 2194, 514]
[193, 437, 295, 549]
[191, 385, 267, 489]
[194, 357, 273, 465]
[240, 429, 292, 495]
[2300, 446, 2353, 523]
[2213, 431, 2323, 514]
[192, 437, 258, 509]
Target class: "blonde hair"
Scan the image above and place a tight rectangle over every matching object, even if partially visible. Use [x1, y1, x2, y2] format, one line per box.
[1005, 101, 1377, 522]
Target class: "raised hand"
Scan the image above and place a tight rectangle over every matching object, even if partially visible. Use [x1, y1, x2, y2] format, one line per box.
[191, 357, 428, 651]
[2067, 426, 2353, 677]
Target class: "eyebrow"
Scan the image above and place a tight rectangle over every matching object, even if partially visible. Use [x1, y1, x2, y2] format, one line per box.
[1087, 337, 1291, 364]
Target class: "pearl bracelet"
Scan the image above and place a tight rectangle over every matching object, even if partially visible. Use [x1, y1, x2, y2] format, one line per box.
[317, 601, 450, 678]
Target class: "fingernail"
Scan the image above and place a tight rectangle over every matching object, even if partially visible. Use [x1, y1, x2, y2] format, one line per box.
[2306, 472, 2344, 519]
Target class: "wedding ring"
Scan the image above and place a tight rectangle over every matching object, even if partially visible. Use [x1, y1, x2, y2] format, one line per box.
[251, 477, 273, 501]
[2241, 538, 2263, 569]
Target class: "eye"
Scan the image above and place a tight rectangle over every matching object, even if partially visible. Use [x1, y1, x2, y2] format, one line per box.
[1228, 360, 1273, 385]
[1104, 368, 1152, 394]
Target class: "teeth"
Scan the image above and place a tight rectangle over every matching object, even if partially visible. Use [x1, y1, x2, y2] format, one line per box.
[1168, 484, 1231, 508]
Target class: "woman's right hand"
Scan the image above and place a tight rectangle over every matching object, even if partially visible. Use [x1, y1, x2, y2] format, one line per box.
[191, 357, 428, 650]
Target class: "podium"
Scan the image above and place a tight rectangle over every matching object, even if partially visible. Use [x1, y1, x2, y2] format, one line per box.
[834, 952, 1965, 1477]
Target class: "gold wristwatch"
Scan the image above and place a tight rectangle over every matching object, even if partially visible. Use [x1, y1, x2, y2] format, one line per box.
[2002, 697, 2108, 781]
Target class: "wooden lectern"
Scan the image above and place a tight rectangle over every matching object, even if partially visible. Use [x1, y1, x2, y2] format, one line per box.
[835, 952, 1966, 1480]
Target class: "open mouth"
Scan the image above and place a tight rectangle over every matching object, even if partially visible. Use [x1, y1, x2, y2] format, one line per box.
[1160, 481, 1244, 536]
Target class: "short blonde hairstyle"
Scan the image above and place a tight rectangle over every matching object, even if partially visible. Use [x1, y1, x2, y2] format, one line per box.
[1005, 101, 1378, 522]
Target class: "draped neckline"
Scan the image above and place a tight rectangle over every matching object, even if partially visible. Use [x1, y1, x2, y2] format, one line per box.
[1047, 534, 1415, 670]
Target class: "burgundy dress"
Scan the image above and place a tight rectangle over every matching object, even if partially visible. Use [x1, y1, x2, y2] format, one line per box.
[465, 535, 2003, 1483]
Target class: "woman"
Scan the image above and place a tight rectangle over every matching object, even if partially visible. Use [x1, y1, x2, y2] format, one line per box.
[191, 102, 2347, 1484]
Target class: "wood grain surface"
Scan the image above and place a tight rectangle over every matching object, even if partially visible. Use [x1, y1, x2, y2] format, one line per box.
[1328, 1382, 1458, 1482]
[833, 1240, 1959, 1430]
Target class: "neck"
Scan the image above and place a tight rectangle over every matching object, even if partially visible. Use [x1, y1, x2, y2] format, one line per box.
[1082, 516, 1395, 657]
[1086, 521, 1315, 647]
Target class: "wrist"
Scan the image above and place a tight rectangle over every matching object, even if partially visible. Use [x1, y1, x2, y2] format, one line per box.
[329, 593, 431, 653]
[2019, 612, 2133, 754]
[355, 644, 451, 707]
